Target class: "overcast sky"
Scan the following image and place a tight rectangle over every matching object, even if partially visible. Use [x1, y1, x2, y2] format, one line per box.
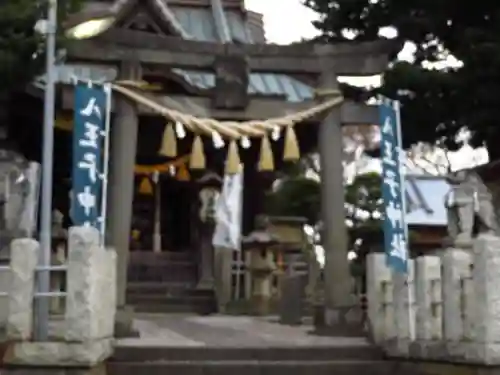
[245, 0, 319, 44]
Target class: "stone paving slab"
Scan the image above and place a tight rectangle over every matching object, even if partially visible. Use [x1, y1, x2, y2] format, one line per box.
[116, 314, 371, 348]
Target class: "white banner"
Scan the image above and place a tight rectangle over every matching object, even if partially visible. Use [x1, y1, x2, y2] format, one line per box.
[212, 169, 243, 250]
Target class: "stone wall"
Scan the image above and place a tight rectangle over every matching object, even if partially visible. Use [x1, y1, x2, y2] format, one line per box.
[366, 234, 500, 366]
[1, 226, 117, 367]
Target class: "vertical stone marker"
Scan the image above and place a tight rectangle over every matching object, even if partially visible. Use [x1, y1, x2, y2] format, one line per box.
[441, 247, 472, 357]
[414, 255, 442, 358]
[468, 234, 500, 365]
[390, 259, 416, 357]
[65, 226, 117, 341]
[366, 252, 393, 344]
[6, 239, 39, 340]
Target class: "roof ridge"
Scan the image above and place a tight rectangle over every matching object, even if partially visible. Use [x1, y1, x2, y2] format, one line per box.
[150, 0, 191, 38]
[72, 0, 191, 39]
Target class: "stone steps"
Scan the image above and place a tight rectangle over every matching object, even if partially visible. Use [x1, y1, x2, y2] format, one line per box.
[127, 261, 198, 283]
[111, 345, 385, 362]
[107, 360, 395, 375]
[126, 281, 198, 296]
[126, 250, 217, 314]
[127, 251, 198, 284]
[108, 345, 395, 375]
[127, 291, 216, 314]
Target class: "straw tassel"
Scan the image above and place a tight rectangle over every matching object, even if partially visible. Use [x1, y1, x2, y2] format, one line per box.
[159, 123, 177, 157]
[258, 134, 274, 171]
[283, 125, 300, 161]
[176, 163, 191, 181]
[225, 140, 241, 174]
[138, 177, 153, 195]
[189, 135, 206, 169]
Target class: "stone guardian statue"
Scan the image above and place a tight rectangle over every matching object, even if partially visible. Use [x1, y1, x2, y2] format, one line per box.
[444, 170, 475, 247]
[444, 170, 497, 248]
[469, 172, 497, 235]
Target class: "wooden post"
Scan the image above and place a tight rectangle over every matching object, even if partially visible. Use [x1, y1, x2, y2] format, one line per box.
[317, 64, 360, 334]
[106, 60, 140, 337]
[197, 221, 216, 290]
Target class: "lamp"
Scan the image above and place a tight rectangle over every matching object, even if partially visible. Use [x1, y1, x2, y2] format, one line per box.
[65, 17, 114, 39]
[63, 5, 117, 40]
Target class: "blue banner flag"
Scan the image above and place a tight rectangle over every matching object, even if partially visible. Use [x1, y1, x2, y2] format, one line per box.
[379, 97, 408, 274]
[71, 82, 107, 229]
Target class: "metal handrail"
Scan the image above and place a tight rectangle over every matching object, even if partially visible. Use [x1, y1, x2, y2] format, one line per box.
[0, 265, 68, 298]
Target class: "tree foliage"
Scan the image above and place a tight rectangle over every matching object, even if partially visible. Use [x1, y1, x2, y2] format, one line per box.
[304, 0, 500, 158]
[345, 172, 384, 259]
[265, 172, 384, 254]
[0, 0, 82, 98]
[265, 176, 321, 225]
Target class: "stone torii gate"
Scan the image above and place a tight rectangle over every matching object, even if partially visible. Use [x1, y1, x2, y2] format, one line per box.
[66, 24, 398, 333]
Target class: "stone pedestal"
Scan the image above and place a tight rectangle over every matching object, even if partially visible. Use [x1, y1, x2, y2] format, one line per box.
[1, 340, 113, 367]
[248, 250, 276, 315]
[250, 273, 273, 315]
[279, 274, 304, 326]
[214, 246, 232, 313]
[0, 341, 112, 375]
[197, 223, 215, 291]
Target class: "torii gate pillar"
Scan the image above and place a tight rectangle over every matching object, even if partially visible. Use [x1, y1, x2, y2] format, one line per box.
[106, 60, 141, 337]
[316, 62, 380, 335]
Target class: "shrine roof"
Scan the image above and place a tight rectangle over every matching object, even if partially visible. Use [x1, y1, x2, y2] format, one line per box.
[66, 1, 314, 102]
[405, 175, 448, 227]
[169, 6, 315, 102]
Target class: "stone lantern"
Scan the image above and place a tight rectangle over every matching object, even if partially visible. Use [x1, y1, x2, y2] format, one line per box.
[242, 216, 280, 315]
[267, 216, 308, 325]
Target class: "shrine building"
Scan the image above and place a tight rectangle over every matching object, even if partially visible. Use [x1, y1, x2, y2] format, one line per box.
[8, 0, 398, 321]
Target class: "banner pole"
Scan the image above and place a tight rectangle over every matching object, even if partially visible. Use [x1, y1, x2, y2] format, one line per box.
[34, 0, 58, 341]
[99, 83, 112, 245]
[394, 99, 415, 340]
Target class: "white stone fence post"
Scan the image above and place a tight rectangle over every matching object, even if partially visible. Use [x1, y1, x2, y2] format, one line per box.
[5, 239, 39, 340]
[1, 226, 117, 367]
[366, 234, 500, 366]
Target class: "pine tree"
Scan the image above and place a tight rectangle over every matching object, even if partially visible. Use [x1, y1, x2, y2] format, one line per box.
[0, 0, 82, 144]
[305, 0, 500, 158]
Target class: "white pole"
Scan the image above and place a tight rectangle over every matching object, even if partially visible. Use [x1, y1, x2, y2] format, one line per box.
[152, 171, 162, 253]
[394, 99, 415, 340]
[99, 83, 112, 245]
[234, 168, 244, 300]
